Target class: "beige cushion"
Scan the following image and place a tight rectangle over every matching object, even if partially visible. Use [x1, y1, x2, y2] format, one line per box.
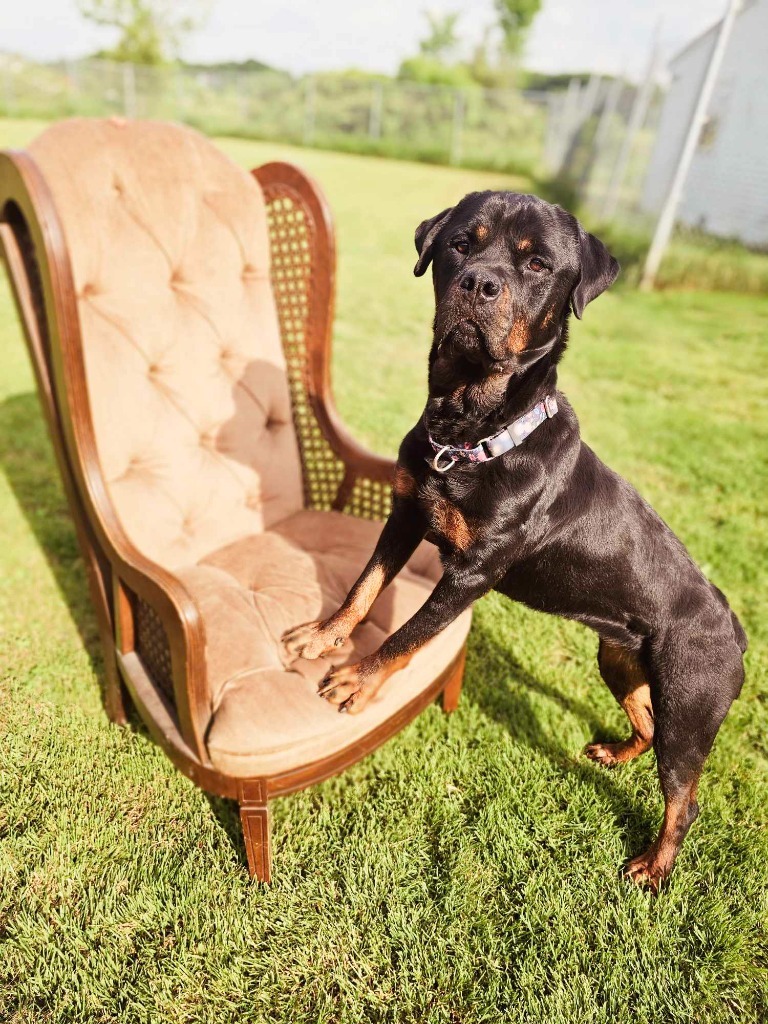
[29, 118, 303, 569]
[174, 510, 472, 777]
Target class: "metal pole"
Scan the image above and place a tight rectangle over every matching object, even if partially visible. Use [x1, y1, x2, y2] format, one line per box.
[450, 90, 465, 166]
[593, 76, 623, 156]
[543, 91, 562, 170]
[2, 61, 15, 117]
[122, 62, 137, 118]
[641, 0, 742, 290]
[579, 74, 602, 124]
[553, 76, 582, 172]
[601, 24, 662, 221]
[65, 58, 80, 114]
[174, 63, 184, 121]
[303, 75, 316, 146]
[369, 80, 383, 139]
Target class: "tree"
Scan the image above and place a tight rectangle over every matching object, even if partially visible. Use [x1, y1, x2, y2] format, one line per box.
[494, 0, 541, 56]
[418, 11, 461, 61]
[77, 0, 208, 65]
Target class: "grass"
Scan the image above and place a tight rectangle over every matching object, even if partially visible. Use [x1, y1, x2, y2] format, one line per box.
[1, 119, 768, 1023]
[592, 220, 768, 297]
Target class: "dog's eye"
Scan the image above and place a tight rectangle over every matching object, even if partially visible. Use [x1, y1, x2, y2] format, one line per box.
[451, 239, 469, 255]
[528, 257, 548, 273]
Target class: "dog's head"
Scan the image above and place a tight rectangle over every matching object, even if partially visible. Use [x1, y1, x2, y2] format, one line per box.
[414, 191, 619, 368]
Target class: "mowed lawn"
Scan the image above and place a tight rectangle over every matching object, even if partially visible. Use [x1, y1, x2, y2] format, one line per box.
[1, 119, 767, 1023]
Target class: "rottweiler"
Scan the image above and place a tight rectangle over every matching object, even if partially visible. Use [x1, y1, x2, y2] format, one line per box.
[282, 191, 747, 891]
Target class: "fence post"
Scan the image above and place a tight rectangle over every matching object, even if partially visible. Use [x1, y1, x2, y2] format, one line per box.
[579, 74, 602, 124]
[122, 62, 137, 118]
[641, 0, 742, 289]
[65, 59, 80, 114]
[601, 25, 661, 221]
[2, 61, 15, 117]
[592, 76, 623, 156]
[450, 90, 465, 165]
[369, 80, 383, 139]
[551, 77, 582, 173]
[174, 64, 185, 121]
[543, 91, 562, 170]
[302, 75, 316, 146]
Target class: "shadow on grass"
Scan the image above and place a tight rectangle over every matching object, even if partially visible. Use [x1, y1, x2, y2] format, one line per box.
[0, 391, 106, 678]
[461, 619, 659, 860]
[1, 390, 657, 868]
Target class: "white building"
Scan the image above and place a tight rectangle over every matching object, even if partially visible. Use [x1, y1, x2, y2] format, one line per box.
[641, 0, 768, 248]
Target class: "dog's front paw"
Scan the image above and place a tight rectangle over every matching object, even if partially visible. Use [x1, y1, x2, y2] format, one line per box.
[281, 620, 347, 663]
[317, 661, 382, 714]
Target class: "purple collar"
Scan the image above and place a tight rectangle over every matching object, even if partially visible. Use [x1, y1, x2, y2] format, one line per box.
[426, 394, 559, 472]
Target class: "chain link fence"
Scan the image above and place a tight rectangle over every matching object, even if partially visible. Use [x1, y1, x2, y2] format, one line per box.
[0, 54, 555, 178]
[0, 53, 682, 231]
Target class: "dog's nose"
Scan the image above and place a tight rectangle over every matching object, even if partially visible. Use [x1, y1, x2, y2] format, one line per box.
[459, 271, 501, 302]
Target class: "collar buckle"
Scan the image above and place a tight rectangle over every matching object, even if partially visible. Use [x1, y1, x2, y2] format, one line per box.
[544, 394, 558, 418]
[430, 445, 457, 473]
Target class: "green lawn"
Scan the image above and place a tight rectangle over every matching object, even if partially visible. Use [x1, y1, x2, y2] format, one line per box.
[1, 120, 767, 1023]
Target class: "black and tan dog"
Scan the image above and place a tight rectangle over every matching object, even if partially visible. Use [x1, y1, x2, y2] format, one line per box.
[282, 191, 747, 891]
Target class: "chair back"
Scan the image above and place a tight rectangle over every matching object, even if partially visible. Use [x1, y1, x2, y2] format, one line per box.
[28, 118, 304, 569]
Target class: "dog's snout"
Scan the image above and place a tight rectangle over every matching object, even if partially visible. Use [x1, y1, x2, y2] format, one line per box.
[459, 270, 501, 302]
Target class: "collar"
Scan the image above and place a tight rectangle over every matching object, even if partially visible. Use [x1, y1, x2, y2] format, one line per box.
[426, 394, 558, 472]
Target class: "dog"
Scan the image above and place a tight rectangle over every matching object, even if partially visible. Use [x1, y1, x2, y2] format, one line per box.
[282, 190, 747, 891]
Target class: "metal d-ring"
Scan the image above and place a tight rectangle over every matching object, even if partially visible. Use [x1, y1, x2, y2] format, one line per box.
[431, 445, 457, 473]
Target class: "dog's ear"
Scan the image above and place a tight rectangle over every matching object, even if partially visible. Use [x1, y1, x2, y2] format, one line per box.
[413, 207, 454, 277]
[570, 224, 620, 319]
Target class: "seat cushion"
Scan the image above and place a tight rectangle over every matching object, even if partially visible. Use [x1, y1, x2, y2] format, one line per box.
[29, 119, 304, 570]
[174, 509, 471, 777]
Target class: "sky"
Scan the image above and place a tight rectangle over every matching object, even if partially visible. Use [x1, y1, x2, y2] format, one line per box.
[4, 0, 730, 81]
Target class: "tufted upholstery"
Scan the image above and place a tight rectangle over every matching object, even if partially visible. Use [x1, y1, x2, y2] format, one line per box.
[24, 119, 471, 775]
[29, 119, 303, 568]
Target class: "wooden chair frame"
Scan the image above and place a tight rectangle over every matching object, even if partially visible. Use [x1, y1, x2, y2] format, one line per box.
[0, 148, 467, 881]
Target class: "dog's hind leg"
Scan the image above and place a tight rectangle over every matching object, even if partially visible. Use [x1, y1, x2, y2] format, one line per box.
[584, 640, 654, 767]
[623, 634, 743, 892]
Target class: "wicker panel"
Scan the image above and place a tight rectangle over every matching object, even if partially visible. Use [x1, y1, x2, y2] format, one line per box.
[135, 596, 175, 705]
[262, 186, 347, 511]
[344, 473, 392, 521]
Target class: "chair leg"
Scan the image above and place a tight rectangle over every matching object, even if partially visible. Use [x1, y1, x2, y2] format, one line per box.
[104, 655, 130, 726]
[240, 799, 272, 881]
[442, 646, 467, 714]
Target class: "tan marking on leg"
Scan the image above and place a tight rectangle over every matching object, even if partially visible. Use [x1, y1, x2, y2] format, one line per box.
[334, 563, 387, 633]
[585, 642, 654, 767]
[624, 786, 698, 893]
[393, 465, 418, 499]
[281, 564, 387, 662]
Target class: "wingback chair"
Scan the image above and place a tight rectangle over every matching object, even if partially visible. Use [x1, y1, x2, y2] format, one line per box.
[0, 119, 471, 880]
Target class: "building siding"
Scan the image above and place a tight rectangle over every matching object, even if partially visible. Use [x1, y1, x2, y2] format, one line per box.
[641, 0, 768, 247]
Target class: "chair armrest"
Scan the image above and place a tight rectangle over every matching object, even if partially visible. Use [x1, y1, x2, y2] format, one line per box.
[112, 559, 209, 762]
[0, 149, 211, 762]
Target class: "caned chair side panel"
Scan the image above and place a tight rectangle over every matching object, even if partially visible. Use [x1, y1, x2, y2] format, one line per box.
[254, 163, 394, 523]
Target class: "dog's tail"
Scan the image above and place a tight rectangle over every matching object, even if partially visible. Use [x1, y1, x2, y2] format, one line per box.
[711, 583, 748, 654]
